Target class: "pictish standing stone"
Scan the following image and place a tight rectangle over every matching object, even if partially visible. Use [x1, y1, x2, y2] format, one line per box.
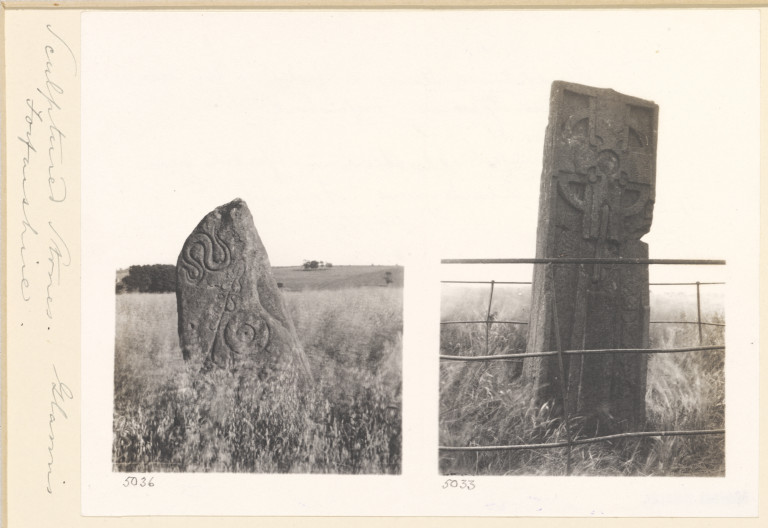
[176, 198, 311, 387]
[523, 82, 658, 434]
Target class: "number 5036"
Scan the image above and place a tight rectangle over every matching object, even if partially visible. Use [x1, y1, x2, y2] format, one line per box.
[122, 476, 154, 488]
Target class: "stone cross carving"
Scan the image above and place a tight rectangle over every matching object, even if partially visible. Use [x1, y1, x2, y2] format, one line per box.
[176, 198, 311, 389]
[554, 89, 655, 248]
[523, 82, 658, 434]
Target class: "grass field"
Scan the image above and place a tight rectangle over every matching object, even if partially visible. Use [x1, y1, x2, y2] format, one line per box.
[439, 284, 725, 476]
[113, 286, 402, 474]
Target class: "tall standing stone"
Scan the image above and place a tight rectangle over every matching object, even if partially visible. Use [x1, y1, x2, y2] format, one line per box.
[176, 198, 311, 388]
[523, 82, 658, 434]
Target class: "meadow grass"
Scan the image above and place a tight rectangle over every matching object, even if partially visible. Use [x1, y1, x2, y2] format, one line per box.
[113, 287, 402, 474]
[439, 284, 725, 476]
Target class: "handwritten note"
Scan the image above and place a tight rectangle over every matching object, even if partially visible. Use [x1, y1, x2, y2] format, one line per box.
[17, 24, 77, 321]
[13, 23, 79, 495]
[47, 366, 74, 494]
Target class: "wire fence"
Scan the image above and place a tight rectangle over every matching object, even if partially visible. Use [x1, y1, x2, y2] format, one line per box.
[439, 257, 726, 475]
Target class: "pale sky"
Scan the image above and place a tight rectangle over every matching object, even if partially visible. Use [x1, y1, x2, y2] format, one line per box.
[82, 9, 758, 284]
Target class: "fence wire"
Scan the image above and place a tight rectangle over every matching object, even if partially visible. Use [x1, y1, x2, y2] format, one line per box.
[439, 257, 726, 474]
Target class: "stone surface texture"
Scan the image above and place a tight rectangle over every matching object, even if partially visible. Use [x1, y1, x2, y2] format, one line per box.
[176, 198, 311, 387]
[523, 81, 658, 434]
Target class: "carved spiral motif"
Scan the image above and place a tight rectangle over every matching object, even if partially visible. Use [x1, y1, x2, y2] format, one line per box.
[224, 311, 269, 355]
[180, 225, 232, 283]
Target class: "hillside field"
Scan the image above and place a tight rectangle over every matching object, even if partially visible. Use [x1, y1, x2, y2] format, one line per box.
[272, 265, 404, 291]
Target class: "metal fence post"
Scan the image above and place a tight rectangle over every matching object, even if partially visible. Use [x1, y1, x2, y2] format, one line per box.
[696, 281, 703, 345]
[485, 280, 496, 356]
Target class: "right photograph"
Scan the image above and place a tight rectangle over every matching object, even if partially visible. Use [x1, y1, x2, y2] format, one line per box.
[439, 81, 726, 477]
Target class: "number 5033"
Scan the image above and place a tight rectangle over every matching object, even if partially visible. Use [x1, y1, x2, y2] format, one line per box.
[442, 478, 475, 490]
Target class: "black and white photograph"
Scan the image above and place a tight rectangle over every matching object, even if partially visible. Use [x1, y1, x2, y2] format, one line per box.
[112, 198, 403, 474]
[439, 81, 728, 477]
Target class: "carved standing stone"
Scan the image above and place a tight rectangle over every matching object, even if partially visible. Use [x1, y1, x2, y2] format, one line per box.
[176, 198, 311, 387]
[523, 82, 658, 434]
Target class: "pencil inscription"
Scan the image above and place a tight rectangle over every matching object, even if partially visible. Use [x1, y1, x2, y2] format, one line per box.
[16, 24, 77, 319]
[46, 365, 74, 494]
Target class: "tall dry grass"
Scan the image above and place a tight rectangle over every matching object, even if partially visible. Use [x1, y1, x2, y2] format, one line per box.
[113, 287, 402, 474]
[439, 284, 725, 476]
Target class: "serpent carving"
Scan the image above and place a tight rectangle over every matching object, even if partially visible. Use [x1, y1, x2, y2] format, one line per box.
[179, 224, 232, 283]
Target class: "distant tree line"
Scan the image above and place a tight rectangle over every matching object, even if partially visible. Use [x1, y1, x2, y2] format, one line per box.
[116, 264, 176, 294]
[302, 260, 332, 270]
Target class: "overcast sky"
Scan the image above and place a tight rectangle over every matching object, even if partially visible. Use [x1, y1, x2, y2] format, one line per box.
[82, 9, 758, 284]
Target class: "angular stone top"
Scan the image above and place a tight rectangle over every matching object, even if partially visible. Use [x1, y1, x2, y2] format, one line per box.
[176, 198, 311, 383]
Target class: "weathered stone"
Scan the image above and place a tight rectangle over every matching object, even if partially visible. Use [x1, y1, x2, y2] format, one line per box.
[176, 198, 311, 386]
[523, 82, 658, 434]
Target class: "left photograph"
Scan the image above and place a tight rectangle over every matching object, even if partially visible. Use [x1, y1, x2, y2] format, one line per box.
[80, 13, 418, 477]
[111, 200, 403, 474]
